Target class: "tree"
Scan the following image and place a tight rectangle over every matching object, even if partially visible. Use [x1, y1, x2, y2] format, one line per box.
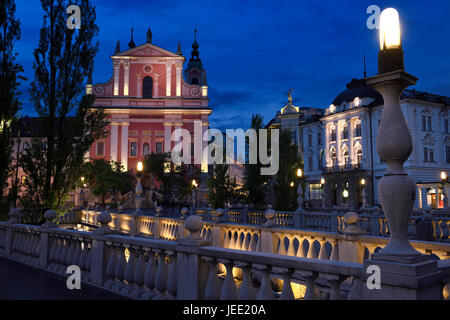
[207, 163, 235, 208]
[243, 114, 269, 209]
[83, 160, 133, 206]
[0, 0, 23, 218]
[272, 130, 302, 211]
[20, 0, 107, 218]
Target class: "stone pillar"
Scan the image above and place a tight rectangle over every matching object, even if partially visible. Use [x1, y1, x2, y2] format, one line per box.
[164, 121, 173, 154]
[166, 63, 172, 97]
[418, 187, 423, 209]
[120, 122, 129, 171]
[177, 216, 210, 299]
[136, 73, 142, 97]
[113, 60, 120, 96]
[175, 62, 182, 97]
[110, 122, 119, 163]
[123, 61, 130, 96]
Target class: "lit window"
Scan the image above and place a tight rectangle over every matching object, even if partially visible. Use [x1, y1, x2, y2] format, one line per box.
[343, 150, 349, 165]
[21, 176, 26, 184]
[143, 143, 150, 156]
[309, 184, 323, 200]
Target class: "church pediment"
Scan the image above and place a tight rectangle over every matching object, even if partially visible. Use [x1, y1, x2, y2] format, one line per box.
[114, 43, 182, 58]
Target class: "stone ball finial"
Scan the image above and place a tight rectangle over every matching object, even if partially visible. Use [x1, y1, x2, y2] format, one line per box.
[98, 211, 112, 225]
[342, 211, 362, 234]
[263, 205, 276, 227]
[8, 208, 21, 224]
[185, 215, 204, 240]
[42, 210, 57, 228]
[155, 206, 163, 217]
[180, 207, 189, 219]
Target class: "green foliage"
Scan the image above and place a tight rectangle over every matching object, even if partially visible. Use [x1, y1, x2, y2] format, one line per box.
[83, 159, 134, 205]
[243, 114, 269, 209]
[0, 0, 24, 218]
[143, 153, 200, 203]
[20, 0, 108, 218]
[272, 130, 302, 211]
[207, 164, 235, 208]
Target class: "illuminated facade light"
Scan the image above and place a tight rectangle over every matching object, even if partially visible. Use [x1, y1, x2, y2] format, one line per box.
[441, 171, 447, 181]
[343, 189, 349, 198]
[137, 161, 143, 172]
[297, 168, 303, 177]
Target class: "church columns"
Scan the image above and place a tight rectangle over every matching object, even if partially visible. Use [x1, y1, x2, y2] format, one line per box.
[164, 121, 173, 153]
[110, 122, 119, 162]
[120, 122, 129, 171]
[166, 63, 172, 97]
[176, 62, 182, 97]
[136, 73, 142, 97]
[123, 61, 130, 96]
[113, 60, 120, 96]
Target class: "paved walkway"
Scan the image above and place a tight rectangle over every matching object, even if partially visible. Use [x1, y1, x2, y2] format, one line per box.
[0, 257, 126, 300]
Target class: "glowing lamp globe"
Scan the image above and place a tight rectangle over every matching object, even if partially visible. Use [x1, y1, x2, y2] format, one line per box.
[379, 8, 401, 50]
[137, 161, 143, 172]
[343, 189, 349, 198]
[320, 178, 325, 185]
[441, 172, 447, 181]
[378, 8, 404, 74]
[297, 168, 302, 177]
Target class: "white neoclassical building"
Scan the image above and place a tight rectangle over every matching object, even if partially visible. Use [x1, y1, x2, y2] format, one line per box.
[268, 79, 450, 209]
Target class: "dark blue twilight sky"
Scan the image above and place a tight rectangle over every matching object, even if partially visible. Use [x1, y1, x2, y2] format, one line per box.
[14, 0, 450, 130]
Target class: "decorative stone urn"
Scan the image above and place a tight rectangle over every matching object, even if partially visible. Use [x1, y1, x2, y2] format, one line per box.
[42, 210, 58, 229]
[185, 215, 204, 240]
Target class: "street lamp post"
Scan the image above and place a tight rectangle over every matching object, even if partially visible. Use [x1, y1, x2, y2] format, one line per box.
[441, 171, 448, 209]
[360, 178, 367, 209]
[135, 161, 144, 215]
[366, 8, 420, 256]
[320, 178, 326, 209]
[80, 176, 86, 208]
[296, 168, 303, 209]
[192, 179, 198, 207]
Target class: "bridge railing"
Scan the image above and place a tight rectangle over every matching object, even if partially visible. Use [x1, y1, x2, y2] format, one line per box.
[1, 210, 449, 300]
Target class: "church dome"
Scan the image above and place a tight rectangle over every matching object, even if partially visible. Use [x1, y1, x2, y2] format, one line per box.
[332, 78, 383, 108]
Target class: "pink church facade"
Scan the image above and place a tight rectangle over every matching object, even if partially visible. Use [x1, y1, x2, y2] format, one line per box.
[86, 30, 211, 172]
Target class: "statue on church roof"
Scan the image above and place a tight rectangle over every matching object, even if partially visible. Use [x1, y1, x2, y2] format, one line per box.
[287, 88, 294, 104]
[147, 27, 152, 44]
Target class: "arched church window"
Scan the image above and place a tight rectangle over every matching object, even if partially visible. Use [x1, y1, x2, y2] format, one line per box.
[143, 76, 153, 98]
[331, 149, 337, 166]
[191, 77, 199, 85]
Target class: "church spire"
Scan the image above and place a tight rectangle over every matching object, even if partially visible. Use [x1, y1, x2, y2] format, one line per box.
[191, 27, 200, 60]
[176, 40, 182, 55]
[147, 27, 152, 44]
[115, 40, 121, 54]
[128, 27, 136, 49]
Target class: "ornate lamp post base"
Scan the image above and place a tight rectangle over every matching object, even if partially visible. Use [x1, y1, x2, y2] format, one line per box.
[367, 70, 421, 257]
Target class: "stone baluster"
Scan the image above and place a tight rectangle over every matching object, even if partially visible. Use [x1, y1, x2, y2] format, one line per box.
[166, 251, 177, 299]
[123, 245, 136, 295]
[286, 236, 296, 256]
[79, 239, 89, 272]
[256, 265, 274, 300]
[296, 237, 306, 258]
[154, 250, 168, 300]
[203, 257, 221, 300]
[112, 243, 126, 291]
[330, 239, 339, 261]
[306, 238, 318, 259]
[65, 237, 75, 266]
[303, 272, 320, 300]
[219, 259, 238, 300]
[328, 275, 346, 300]
[104, 241, 117, 289]
[279, 268, 295, 300]
[318, 239, 328, 260]
[130, 246, 146, 298]
[236, 262, 256, 300]
[142, 248, 157, 299]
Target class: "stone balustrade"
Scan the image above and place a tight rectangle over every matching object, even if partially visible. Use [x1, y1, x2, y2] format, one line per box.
[1, 212, 449, 300]
[78, 209, 450, 262]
